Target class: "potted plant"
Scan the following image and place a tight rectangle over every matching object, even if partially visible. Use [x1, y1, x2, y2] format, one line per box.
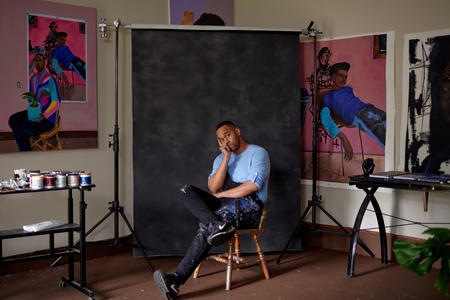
[393, 228, 450, 296]
[22, 91, 47, 121]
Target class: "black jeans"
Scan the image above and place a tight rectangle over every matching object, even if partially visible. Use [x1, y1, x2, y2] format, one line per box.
[9, 110, 54, 151]
[174, 183, 263, 284]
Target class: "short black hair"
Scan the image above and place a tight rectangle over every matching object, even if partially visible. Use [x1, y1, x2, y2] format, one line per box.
[330, 62, 350, 75]
[216, 120, 236, 131]
[194, 13, 225, 26]
[57, 32, 67, 38]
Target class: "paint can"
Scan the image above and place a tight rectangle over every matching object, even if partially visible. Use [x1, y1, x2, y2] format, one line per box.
[44, 175, 56, 189]
[68, 173, 80, 187]
[30, 175, 44, 190]
[56, 174, 67, 188]
[80, 172, 91, 186]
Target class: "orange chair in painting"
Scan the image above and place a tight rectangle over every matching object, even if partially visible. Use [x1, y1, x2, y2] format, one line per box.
[30, 113, 62, 150]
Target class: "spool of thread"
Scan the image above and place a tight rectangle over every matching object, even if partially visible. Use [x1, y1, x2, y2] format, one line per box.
[80, 172, 92, 186]
[68, 173, 80, 187]
[30, 175, 44, 190]
[44, 175, 56, 189]
[56, 174, 67, 188]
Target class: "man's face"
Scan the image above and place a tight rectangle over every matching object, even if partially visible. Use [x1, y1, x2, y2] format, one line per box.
[57, 36, 66, 46]
[216, 125, 240, 152]
[319, 53, 330, 66]
[35, 55, 45, 73]
[332, 70, 348, 90]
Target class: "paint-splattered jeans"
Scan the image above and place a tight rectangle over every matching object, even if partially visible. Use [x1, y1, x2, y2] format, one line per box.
[174, 182, 263, 284]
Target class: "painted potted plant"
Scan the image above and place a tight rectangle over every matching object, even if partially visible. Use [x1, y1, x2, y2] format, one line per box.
[393, 228, 450, 296]
[22, 91, 46, 121]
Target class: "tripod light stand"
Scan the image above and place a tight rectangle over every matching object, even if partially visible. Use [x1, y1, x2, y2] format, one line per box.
[277, 22, 374, 264]
[52, 19, 154, 272]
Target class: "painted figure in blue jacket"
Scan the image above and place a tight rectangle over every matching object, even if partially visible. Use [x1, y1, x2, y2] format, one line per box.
[320, 62, 386, 160]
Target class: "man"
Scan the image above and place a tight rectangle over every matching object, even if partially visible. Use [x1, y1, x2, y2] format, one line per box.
[9, 54, 61, 151]
[320, 62, 386, 160]
[153, 121, 270, 300]
[51, 32, 86, 82]
[310, 47, 332, 91]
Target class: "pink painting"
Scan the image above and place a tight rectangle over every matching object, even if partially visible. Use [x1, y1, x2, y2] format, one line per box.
[0, 0, 97, 153]
[300, 34, 388, 183]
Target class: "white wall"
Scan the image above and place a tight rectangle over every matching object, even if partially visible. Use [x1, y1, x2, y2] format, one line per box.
[0, 0, 448, 256]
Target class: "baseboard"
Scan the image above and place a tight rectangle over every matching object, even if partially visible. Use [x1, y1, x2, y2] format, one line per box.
[0, 235, 133, 276]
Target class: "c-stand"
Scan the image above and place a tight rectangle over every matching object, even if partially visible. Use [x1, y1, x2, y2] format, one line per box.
[52, 19, 154, 272]
[277, 22, 374, 264]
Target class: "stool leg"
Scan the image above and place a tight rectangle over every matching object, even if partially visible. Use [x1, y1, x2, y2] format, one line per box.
[226, 239, 233, 290]
[193, 262, 201, 278]
[234, 233, 241, 268]
[253, 233, 270, 279]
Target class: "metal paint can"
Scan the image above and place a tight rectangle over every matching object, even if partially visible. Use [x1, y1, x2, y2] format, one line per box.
[44, 175, 56, 189]
[30, 175, 44, 190]
[56, 174, 67, 188]
[68, 173, 80, 187]
[80, 172, 91, 186]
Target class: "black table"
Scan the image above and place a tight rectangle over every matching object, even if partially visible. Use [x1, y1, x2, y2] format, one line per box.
[347, 175, 450, 278]
[0, 185, 96, 299]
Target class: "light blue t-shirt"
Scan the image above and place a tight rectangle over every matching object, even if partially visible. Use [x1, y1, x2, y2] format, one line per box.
[209, 144, 270, 202]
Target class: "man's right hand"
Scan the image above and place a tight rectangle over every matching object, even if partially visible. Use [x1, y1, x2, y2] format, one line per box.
[338, 132, 353, 160]
[218, 141, 231, 159]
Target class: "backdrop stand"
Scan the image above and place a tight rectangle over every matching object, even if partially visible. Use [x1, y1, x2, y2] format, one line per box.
[277, 22, 374, 264]
[51, 19, 154, 272]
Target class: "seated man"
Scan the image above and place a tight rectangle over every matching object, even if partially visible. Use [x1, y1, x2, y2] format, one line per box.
[320, 62, 386, 160]
[153, 120, 270, 300]
[9, 54, 60, 151]
[51, 32, 86, 82]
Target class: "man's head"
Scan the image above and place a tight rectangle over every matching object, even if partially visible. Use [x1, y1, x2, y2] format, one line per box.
[215, 121, 242, 153]
[194, 13, 225, 26]
[330, 62, 350, 90]
[318, 47, 331, 67]
[49, 21, 57, 31]
[34, 54, 45, 73]
[57, 32, 67, 46]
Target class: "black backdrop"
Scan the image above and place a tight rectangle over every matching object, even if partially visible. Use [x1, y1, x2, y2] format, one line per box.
[132, 28, 302, 255]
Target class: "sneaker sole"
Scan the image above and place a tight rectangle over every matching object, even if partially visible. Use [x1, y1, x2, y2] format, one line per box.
[207, 226, 236, 246]
[154, 271, 175, 300]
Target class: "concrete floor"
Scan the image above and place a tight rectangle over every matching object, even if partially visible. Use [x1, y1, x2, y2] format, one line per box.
[0, 247, 446, 300]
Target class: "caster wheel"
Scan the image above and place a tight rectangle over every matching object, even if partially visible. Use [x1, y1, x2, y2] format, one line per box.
[59, 280, 66, 288]
[88, 297, 95, 300]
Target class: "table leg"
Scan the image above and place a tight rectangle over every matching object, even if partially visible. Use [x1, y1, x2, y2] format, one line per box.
[369, 193, 388, 264]
[347, 191, 372, 278]
[68, 189, 74, 281]
[79, 189, 87, 287]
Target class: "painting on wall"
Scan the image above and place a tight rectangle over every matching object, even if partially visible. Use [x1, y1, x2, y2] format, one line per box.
[300, 32, 395, 184]
[28, 15, 87, 102]
[169, 0, 233, 26]
[402, 29, 450, 174]
[0, 5, 97, 153]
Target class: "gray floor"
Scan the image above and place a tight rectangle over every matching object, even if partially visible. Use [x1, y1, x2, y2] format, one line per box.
[0, 247, 446, 300]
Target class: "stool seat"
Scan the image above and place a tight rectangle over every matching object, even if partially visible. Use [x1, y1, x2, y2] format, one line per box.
[194, 210, 270, 290]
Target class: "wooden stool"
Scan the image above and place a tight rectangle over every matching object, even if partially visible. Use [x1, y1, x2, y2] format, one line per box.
[30, 114, 62, 150]
[193, 210, 270, 290]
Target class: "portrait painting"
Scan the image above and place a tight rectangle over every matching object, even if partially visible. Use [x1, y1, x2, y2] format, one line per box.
[169, 0, 233, 26]
[0, 10, 97, 153]
[300, 33, 395, 184]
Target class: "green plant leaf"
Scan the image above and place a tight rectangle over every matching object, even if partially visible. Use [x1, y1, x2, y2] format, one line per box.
[393, 228, 450, 296]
